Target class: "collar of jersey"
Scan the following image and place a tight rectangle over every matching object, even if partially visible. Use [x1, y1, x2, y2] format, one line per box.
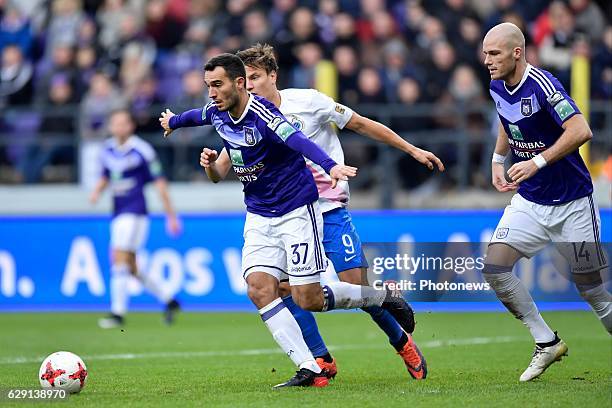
[228, 93, 254, 125]
[111, 135, 137, 154]
[503, 63, 532, 95]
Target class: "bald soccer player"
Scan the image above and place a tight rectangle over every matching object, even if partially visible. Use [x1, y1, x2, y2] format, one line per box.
[482, 22, 611, 382]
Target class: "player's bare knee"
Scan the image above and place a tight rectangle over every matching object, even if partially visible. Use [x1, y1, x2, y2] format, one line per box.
[278, 281, 291, 298]
[246, 273, 278, 308]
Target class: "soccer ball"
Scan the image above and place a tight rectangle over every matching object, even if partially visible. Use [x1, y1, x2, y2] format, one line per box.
[39, 351, 88, 394]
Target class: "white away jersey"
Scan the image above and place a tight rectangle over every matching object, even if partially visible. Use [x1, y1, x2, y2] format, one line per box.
[279, 88, 354, 213]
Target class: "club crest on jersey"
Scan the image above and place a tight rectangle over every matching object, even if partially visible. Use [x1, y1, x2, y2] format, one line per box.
[495, 228, 509, 239]
[244, 127, 256, 145]
[520, 98, 533, 117]
[287, 114, 304, 131]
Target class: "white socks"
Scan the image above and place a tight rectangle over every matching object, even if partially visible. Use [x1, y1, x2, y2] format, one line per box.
[323, 281, 387, 310]
[259, 298, 321, 373]
[139, 272, 172, 304]
[579, 284, 612, 334]
[484, 270, 556, 343]
[110, 263, 130, 316]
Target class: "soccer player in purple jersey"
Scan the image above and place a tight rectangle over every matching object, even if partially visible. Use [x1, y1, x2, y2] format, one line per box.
[159, 54, 416, 388]
[482, 23, 610, 382]
[234, 43, 443, 380]
[90, 109, 181, 329]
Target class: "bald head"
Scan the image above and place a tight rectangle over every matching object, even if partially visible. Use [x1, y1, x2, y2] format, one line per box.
[482, 22, 527, 82]
[484, 22, 525, 53]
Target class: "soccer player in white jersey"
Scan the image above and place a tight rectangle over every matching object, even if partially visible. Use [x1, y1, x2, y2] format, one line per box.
[482, 23, 610, 382]
[90, 109, 181, 329]
[159, 53, 417, 388]
[234, 43, 445, 380]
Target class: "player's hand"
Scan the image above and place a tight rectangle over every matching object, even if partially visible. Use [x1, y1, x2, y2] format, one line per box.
[409, 147, 445, 171]
[159, 108, 175, 138]
[507, 160, 539, 184]
[166, 214, 182, 237]
[492, 162, 517, 192]
[329, 164, 357, 188]
[199, 148, 219, 168]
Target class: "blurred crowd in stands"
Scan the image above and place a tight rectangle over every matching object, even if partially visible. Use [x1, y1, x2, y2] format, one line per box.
[0, 0, 610, 186]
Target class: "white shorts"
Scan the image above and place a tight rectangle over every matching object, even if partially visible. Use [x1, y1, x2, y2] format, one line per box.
[242, 202, 327, 286]
[490, 194, 607, 273]
[110, 213, 150, 252]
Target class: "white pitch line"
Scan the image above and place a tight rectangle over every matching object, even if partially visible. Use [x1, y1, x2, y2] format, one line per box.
[0, 336, 522, 366]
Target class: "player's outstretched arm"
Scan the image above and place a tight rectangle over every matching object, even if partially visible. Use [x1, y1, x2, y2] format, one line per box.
[154, 178, 181, 236]
[492, 122, 517, 192]
[345, 112, 445, 171]
[159, 107, 207, 138]
[89, 177, 109, 204]
[507, 114, 592, 184]
[200, 148, 231, 183]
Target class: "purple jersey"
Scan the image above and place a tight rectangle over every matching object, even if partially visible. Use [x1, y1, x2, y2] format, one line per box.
[171, 94, 322, 217]
[490, 64, 592, 205]
[100, 136, 162, 217]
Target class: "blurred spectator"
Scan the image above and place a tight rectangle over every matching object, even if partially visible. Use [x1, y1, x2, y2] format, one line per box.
[592, 25, 611, 101]
[20, 75, 75, 182]
[452, 17, 483, 68]
[288, 42, 322, 89]
[182, 0, 223, 52]
[424, 41, 456, 102]
[74, 45, 97, 98]
[0, 5, 33, 57]
[97, 0, 132, 51]
[275, 7, 321, 82]
[414, 16, 446, 64]
[315, 0, 338, 46]
[35, 43, 75, 105]
[392, 77, 432, 132]
[568, 0, 606, 42]
[0, 45, 33, 107]
[538, 1, 576, 87]
[130, 74, 162, 133]
[221, 0, 255, 50]
[333, 45, 359, 105]
[370, 10, 398, 44]
[331, 12, 358, 48]
[242, 8, 271, 47]
[381, 39, 423, 102]
[76, 17, 97, 47]
[119, 41, 155, 99]
[429, 0, 475, 39]
[79, 71, 125, 140]
[173, 68, 207, 108]
[356, 66, 386, 104]
[145, 0, 186, 51]
[44, 0, 86, 55]
[269, 0, 297, 33]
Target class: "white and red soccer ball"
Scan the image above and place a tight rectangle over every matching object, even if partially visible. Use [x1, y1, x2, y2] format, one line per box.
[39, 351, 88, 394]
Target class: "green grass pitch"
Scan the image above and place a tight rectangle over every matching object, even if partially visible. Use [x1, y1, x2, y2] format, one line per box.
[0, 311, 609, 407]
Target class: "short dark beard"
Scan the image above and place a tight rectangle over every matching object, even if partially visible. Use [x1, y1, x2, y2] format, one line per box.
[221, 86, 240, 114]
